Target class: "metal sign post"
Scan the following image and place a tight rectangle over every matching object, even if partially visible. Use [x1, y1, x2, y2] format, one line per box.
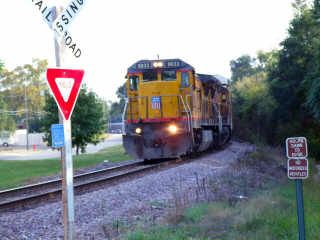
[286, 137, 308, 240]
[63, 118, 75, 239]
[296, 179, 306, 240]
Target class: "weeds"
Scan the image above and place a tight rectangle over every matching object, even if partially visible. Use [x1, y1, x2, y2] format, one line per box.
[167, 147, 284, 226]
[124, 145, 305, 240]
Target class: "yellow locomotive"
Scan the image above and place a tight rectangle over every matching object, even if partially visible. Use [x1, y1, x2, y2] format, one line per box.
[122, 59, 232, 160]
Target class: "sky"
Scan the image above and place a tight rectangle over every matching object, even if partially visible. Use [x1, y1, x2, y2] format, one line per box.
[0, 0, 295, 102]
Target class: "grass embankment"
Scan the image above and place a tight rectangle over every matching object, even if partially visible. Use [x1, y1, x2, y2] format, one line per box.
[125, 147, 320, 240]
[0, 145, 131, 190]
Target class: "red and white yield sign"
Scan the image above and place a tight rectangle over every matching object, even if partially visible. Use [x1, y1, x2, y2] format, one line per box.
[287, 158, 308, 179]
[286, 137, 308, 158]
[47, 68, 84, 120]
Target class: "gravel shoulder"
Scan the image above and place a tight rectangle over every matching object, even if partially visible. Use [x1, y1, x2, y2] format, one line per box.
[0, 141, 255, 240]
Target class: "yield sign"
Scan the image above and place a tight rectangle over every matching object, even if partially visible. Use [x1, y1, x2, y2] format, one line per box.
[47, 68, 84, 120]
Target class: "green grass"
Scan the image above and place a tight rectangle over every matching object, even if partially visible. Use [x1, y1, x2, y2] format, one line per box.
[0, 145, 132, 190]
[224, 177, 320, 240]
[125, 178, 320, 240]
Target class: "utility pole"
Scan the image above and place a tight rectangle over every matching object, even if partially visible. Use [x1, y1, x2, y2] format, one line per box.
[24, 83, 29, 151]
[52, 6, 75, 240]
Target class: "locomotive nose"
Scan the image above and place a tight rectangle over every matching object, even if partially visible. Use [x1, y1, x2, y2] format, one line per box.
[152, 138, 165, 148]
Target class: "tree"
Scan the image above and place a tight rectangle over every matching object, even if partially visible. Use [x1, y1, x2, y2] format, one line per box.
[0, 95, 16, 135]
[232, 72, 276, 143]
[109, 102, 123, 122]
[304, 1, 320, 119]
[0, 60, 16, 135]
[256, 50, 279, 72]
[29, 116, 43, 133]
[116, 82, 127, 100]
[109, 82, 127, 122]
[230, 55, 255, 83]
[0, 59, 47, 123]
[0, 60, 4, 72]
[265, 0, 320, 148]
[42, 85, 106, 155]
[101, 98, 110, 123]
[267, 0, 320, 121]
[230, 1, 320, 160]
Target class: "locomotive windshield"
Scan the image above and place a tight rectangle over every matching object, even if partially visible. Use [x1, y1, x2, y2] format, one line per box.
[129, 75, 139, 91]
[162, 70, 176, 81]
[181, 72, 189, 87]
[143, 70, 158, 82]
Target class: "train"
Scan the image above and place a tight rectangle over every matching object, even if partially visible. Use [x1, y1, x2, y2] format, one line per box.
[122, 58, 232, 160]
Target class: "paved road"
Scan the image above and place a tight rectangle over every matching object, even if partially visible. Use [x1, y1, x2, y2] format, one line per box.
[0, 134, 123, 160]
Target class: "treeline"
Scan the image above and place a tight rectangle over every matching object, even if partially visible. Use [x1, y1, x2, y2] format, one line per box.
[231, 0, 320, 160]
[0, 59, 48, 134]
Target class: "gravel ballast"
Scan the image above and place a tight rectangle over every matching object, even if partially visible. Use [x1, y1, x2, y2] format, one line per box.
[0, 141, 254, 240]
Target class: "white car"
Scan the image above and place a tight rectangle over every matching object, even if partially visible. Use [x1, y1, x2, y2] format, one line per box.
[0, 138, 13, 147]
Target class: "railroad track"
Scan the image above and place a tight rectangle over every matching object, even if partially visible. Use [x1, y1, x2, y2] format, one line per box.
[0, 159, 165, 212]
[0, 143, 231, 213]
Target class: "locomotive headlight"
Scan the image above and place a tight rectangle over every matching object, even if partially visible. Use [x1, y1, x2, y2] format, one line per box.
[168, 124, 178, 134]
[153, 61, 163, 68]
[135, 127, 142, 134]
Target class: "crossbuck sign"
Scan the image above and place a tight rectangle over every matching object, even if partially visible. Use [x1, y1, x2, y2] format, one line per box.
[30, 0, 86, 58]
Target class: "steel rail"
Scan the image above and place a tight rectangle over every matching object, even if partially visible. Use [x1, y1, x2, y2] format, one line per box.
[0, 160, 146, 212]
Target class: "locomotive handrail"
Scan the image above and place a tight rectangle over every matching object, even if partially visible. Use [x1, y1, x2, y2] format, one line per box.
[188, 83, 195, 146]
[122, 99, 128, 134]
[185, 95, 192, 113]
[185, 94, 193, 132]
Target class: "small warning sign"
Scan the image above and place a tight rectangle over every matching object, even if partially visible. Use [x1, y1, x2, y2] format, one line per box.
[286, 137, 308, 158]
[51, 124, 64, 148]
[287, 158, 308, 179]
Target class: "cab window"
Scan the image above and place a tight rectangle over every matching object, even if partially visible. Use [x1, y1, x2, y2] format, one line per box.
[181, 72, 189, 87]
[222, 92, 227, 102]
[162, 70, 176, 81]
[129, 75, 139, 91]
[143, 70, 158, 82]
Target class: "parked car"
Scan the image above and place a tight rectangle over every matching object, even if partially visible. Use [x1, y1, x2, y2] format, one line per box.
[115, 129, 122, 134]
[0, 139, 9, 147]
[0, 131, 14, 147]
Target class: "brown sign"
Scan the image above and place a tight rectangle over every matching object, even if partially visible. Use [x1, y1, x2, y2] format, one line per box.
[287, 158, 308, 179]
[286, 137, 307, 158]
